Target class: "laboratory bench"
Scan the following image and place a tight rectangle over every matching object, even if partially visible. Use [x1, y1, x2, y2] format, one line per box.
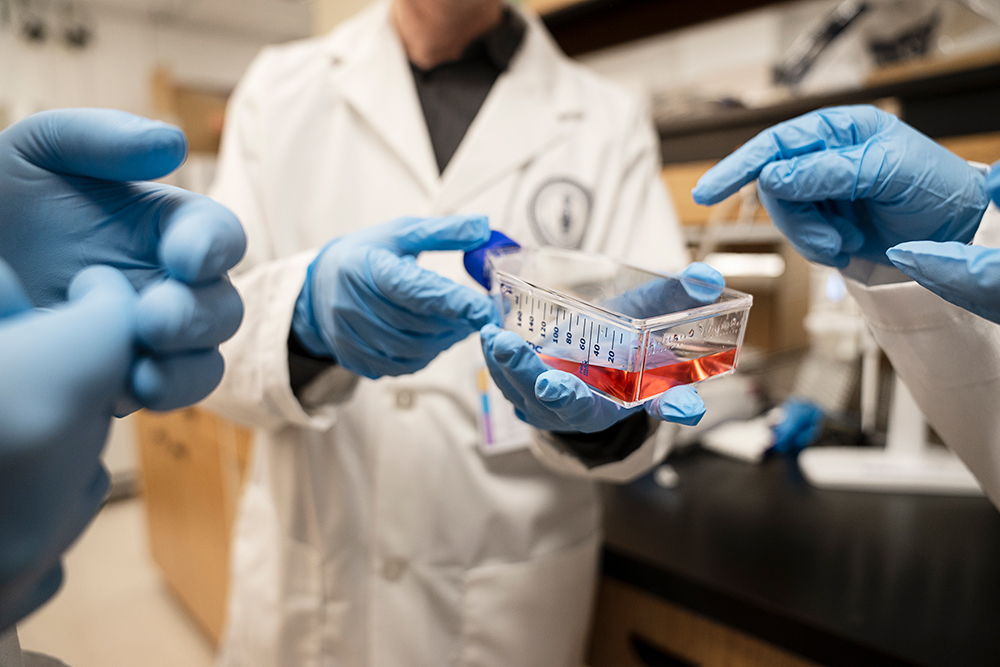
[589, 445, 1000, 667]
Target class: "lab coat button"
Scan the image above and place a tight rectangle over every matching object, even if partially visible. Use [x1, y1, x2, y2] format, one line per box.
[382, 557, 407, 581]
[395, 390, 416, 410]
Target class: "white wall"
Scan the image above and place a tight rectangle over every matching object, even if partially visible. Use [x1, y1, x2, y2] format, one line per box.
[0, 9, 271, 123]
[313, 0, 375, 36]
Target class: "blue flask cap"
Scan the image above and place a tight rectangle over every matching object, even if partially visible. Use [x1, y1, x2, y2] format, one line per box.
[463, 230, 520, 290]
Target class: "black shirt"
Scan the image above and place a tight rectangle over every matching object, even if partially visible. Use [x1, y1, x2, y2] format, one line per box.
[410, 8, 526, 173]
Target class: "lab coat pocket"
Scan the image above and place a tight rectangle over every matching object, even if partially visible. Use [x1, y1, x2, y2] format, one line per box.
[460, 536, 600, 667]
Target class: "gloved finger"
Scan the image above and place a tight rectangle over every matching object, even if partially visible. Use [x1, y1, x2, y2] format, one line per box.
[332, 334, 435, 379]
[58, 266, 138, 389]
[158, 194, 247, 284]
[380, 214, 491, 255]
[344, 264, 482, 337]
[536, 370, 641, 432]
[66, 264, 138, 313]
[131, 349, 224, 411]
[479, 324, 531, 413]
[0, 258, 32, 319]
[369, 249, 498, 329]
[0, 268, 134, 452]
[604, 262, 726, 318]
[535, 370, 598, 422]
[692, 105, 884, 205]
[6, 109, 187, 181]
[679, 262, 725, 305]
[489, 329, 554, 401]
[759, 159, 867, 252]
[135, 278, 243, 352]
[887, 241, 1000, 324]
[335, 309, 453, 370]
[645, 385, 706, 426]
[758, 187, 854, 268]
[757, 143, 887, 204]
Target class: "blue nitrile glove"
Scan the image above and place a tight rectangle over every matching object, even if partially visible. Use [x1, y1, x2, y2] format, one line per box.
[769, 398, 825, 454]
[692, 105, 990, 269]
[0, 109, 246, 411]
[883, 166, 1000, 324]
[480, 324, 706, 433]
[293, 215, 499, 379]
[602, 261, 728, 317]
[886, 241, 1000, 324]
[0, 261, 137, 631]
[479, 263, 724, 433]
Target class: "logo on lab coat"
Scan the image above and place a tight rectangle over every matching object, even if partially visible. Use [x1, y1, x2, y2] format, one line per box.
[529, 177, 592, 249]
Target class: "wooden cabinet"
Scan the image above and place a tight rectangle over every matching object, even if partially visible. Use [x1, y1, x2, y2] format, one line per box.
[135, 408, 252, 645]
[588, 578, 820, 667]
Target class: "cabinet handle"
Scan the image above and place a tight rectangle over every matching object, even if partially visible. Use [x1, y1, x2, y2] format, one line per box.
[630, 634, 699, 667]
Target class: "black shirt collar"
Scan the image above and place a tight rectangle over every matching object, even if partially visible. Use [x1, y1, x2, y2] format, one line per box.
[411, 7, 526, 76]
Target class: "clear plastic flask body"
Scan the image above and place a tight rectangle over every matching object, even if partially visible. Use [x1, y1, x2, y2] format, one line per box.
[486, 247, 753, 408]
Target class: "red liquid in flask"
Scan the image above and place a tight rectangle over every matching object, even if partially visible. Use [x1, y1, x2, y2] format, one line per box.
[539, 347, 738, 404]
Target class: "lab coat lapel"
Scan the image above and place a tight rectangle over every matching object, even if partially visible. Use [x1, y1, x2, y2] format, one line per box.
[332, 2, 440, 197]
[437, 14, 584, 214]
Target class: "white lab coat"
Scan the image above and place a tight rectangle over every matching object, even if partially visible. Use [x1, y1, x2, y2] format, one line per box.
[205, 3, 689, 666]
[844, 203, 1000, 509]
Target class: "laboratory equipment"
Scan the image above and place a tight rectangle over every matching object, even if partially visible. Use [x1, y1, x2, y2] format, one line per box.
[485, 247, 753, 408]
[799, 372, 983, 495]
[773, 0, 870, 87]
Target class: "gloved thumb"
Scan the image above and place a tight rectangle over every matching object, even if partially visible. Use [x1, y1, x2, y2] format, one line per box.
[887, 241, 1000, 324]
[381, 214, 491, 255]
[55, 266, 138, 392]
[645, 385, 706, 426]
[679, 262, 725, 304]
[6, 109, 187, 181]
[0, 267, 137, 441]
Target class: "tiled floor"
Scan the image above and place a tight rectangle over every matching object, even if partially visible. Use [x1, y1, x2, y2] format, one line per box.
[16, 498, 215, 667]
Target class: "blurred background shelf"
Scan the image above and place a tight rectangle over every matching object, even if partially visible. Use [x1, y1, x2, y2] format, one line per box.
[530, 0, 788, 56]
[657, 49, 1000, 163]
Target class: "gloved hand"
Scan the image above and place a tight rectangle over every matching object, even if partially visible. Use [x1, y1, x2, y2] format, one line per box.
[692, 105, 990, 269]
[0, 109, 246, 411]
[293, 215, 499, 379]
[0, 261, 137, 631]
[882, 166, 1000, 324]
[479, 263, 725, 434]
[769, 398, 825, 454]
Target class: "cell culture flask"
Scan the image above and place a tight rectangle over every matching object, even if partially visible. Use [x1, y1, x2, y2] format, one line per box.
[485, 247, 753, 408]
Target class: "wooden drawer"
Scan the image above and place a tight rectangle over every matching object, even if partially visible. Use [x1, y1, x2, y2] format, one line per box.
[135, 408, 252, 645]
[588, 577, 821, 667]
